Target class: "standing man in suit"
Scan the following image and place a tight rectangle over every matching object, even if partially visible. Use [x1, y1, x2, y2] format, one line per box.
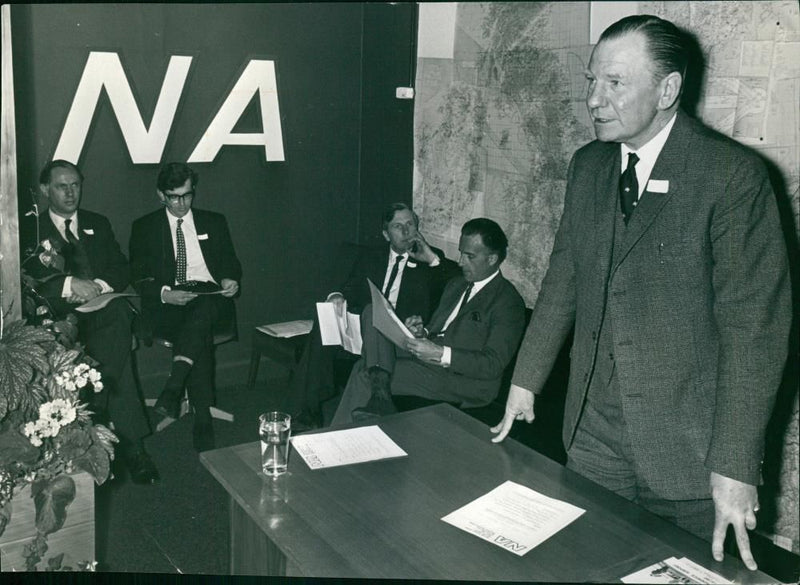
[491, 15, 791, 571]
[332, 218, 526, 424]
[283, 203, 457, 427]
[21, 160, 158, 484]
[129, 163, 241, 452]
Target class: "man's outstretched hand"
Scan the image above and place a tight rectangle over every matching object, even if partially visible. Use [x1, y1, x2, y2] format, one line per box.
[490, 385, 535, 443]
[710, 471, 760, 571]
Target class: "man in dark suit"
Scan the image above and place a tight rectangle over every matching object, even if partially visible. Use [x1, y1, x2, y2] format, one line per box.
[129, 163, 241, 452]
[21, 160, 158, 484]
[283, 203, 457, 427]
[332, 218, 526, 424]
[490, 15, 791, 571]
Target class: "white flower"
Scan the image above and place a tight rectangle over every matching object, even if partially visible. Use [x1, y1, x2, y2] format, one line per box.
[29, 435, 43, 447]
[88, 369, 101, 383]
[74, 363, 89, 375]
[75, 376, 87, 389]
[23, 421, 37, 437]
[64, 380, 76, 392]
[93, 381, 104, 392]
[42, 239, 53, 252]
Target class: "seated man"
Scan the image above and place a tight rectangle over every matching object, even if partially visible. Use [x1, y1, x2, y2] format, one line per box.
[20, 160, 157, 484]
[332, 218, 526, 424]
[129, 162, 241, 452]
[282, 202, 458, 428]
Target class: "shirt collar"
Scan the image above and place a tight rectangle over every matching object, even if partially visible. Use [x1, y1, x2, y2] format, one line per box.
[621, 111, 677, 169]
[469, 269, 500, 296]
[165, 208, 194, 227]
[389, 248, 407, 263]
[49, 209, 77, 233]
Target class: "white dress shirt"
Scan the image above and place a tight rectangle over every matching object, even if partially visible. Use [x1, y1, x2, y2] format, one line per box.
[161, 209, 216, 302]
[620, 112, 677, 199]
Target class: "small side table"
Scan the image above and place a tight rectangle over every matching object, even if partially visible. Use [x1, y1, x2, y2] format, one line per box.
[247, 327, 310, 393]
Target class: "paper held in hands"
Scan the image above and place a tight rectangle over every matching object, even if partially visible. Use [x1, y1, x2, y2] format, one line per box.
[367, 279, 415, 348]
[74, 292, 138, 313]
[291, 425, 407, 469]
[257, 320, 313, 338]
[441, 480, 585, 556]
[316, 301, 362, 355]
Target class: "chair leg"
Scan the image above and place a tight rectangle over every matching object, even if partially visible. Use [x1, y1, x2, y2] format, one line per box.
[247, 346, 261, 391]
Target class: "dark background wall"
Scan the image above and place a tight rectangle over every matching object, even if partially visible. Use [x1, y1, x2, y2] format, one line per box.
[11, 3, 417, 390]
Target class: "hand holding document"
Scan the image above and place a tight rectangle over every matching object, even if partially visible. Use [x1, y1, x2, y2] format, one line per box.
[75, 292, 138, 313]
[368, 279, 414, 348]
[441, 480, 585, 556]
[316, 300, 362, 355]
[291, 425, 408, 469]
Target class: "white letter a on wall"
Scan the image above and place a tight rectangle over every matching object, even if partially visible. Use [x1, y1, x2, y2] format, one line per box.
[53, 52, 192, 164]
[188, 60, 285, 163]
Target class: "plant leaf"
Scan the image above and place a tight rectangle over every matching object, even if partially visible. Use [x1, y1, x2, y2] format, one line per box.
[32, 474, 76, 535]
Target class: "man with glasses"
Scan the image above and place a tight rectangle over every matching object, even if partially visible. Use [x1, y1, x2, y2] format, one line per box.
[130, 162, 241, 452]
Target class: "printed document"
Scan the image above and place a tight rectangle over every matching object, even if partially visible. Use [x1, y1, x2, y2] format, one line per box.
[291, 425, 407, 469]
[75, 292, 138, 313]
[368, 279, 414, 348]
[621, 556, 733, 584]
[316, 301, 362, 354]
[441, 480, 585, 556]
[257, 320, 313, 338]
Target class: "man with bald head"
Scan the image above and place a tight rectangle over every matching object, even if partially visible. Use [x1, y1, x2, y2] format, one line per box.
[491, 15, 790, 570]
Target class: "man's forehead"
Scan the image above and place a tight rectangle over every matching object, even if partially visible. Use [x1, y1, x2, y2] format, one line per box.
[589, 32, 649, 71]
[389, 209, 414, 224]
[50, 168, 81, 182]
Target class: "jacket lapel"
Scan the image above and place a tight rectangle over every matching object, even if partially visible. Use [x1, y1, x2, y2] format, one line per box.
[160, 212, 176, 284]
[427, 278, 466, 334]
[613, 111, 690, 270]
[593, 145, 620, 285]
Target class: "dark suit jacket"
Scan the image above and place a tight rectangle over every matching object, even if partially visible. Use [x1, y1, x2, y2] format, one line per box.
[337, 244, 458, 323]
[20, 210, 129, 316]
[129, 208, 242, 338]
[512, 111, 791, 498]
[422, 272, 526, 407]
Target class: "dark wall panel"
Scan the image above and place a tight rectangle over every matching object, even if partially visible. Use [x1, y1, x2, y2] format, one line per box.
[11, 3, 415, 385]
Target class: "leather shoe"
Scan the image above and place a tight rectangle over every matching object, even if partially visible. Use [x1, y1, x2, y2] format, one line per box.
[126, 449, 160, 485]
[154, 389, 182, 419]
[193, 420, 215, 452]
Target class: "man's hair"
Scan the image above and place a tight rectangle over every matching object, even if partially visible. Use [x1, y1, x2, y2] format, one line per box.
[39, 160, 83, 185]
[382, 202, 419, 231]
[600, 14, 689, 89]
[461, 218, 508, 263]
[157, 162, 199, 192]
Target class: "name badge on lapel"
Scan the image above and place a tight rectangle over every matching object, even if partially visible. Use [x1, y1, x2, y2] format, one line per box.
[198, 233, 209, 240]
[647, 179, 669, 193]
[82, 228, 95, 235]
[406, 260, 417, 269]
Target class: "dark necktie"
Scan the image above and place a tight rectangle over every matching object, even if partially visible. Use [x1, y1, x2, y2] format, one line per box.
[63, 219, 92, 279]
[619, 152, 640, 225]
[455, 282, 474, 316]
[175, 218, 187, 284]
[382, 254, 404, 297]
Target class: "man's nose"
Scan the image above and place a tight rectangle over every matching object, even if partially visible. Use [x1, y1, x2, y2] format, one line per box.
[586, 83, 605, 109]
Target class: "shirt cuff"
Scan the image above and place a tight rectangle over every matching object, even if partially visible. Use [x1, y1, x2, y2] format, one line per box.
[160, 285, 171, 303]
[93, 278, 113, 294]
[441, 345, 452, 367]
[429, 256, 440, 267]
[61, 276, 73, 298]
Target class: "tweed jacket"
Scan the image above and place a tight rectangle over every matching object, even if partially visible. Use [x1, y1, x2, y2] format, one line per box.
[21, 209, 129, 317]
[338, 244, 458, 323]
[424, 272, 526, 407]
[511, 111, 791, 498]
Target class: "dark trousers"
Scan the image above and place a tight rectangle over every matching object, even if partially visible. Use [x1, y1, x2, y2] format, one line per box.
[154, 295, 220, 410]
[78, 298, 151, 449]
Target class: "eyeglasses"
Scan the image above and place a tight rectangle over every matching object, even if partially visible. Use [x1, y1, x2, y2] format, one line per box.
[163, 190, 195, 202]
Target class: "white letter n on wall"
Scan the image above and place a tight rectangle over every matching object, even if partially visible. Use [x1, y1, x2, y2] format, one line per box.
[188, 60, 285, 163]
[53, 52, 192, 164]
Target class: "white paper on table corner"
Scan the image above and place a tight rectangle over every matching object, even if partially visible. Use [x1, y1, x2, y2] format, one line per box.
[441, 480, 585, 556]
[290, 425, 407, 469]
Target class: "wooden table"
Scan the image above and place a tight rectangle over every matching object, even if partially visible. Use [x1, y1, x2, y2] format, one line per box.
[200, 404, 777, 582]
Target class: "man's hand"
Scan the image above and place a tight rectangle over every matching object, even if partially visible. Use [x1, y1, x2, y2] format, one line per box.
[404, 315, 425, 338]
[220, 278, 239, 297]
[408, 232, 438, 265]
[490, 385, 535, 443]
[710, 471, 759, 570]
[69, 278, 102, 303]
[405, 337, 444, 364]
[163, 289, 198, 306]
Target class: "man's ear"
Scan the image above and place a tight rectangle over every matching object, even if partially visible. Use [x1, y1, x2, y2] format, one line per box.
[157, 190, 167, 205]
[39, 184, 49, 199]
[488, 253, 499, 268]
[658, 71, 682, 111]
[382, 230, 390, 243]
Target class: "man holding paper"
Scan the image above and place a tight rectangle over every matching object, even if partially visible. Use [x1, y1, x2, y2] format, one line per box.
[20, 160, 158, 484]
[332, 218, 526, 424]
[490, 15, 791, 570]
[130, 163, 241, 452]
[282, 203, 457, 428]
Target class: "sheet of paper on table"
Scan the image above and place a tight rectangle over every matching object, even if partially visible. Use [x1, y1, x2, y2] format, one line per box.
[441, 480, 585, 556]
[257, 320, 313, 338]
[291, 425, 407, 469]
[315, 301, 362, 354]
[621, 556, 732, 584]
[368, 278, 414, 348]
